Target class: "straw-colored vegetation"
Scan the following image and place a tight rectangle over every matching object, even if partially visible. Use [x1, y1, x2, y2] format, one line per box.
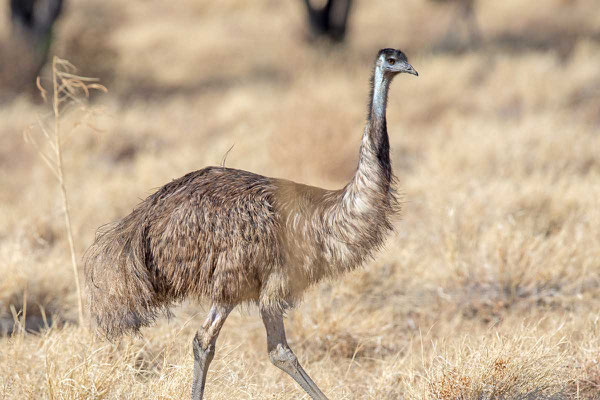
[1, 0, 599, 398]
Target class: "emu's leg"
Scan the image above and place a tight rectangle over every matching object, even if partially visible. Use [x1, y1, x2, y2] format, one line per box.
[191, 304, 233, 400]
[327, 0, 353, 42]
[260, 308, 329, 400]
[462, 0, 481, 47]
[303, 0, 330, 38]
[303, 0, 353, 42]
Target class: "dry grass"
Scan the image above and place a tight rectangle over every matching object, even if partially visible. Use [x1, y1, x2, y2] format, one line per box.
[24, 56, 108, 326]
[1, 0, 600, 398]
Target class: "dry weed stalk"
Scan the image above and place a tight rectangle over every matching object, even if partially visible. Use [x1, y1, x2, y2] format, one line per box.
[24, 56, 107, 326]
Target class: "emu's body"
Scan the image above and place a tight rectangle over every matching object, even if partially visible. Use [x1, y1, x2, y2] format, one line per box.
[87, 166, 393, 335]
[85, 48, 417, 400]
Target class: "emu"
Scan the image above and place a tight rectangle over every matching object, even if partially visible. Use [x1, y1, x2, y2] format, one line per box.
[85, 48, 417, 400]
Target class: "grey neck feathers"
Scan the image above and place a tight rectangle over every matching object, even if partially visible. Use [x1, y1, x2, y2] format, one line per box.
[365, 66, 392, 184]
[354, 65, 393, 192]
[338, 65, 395, 220]
[370, 67, 389, 121]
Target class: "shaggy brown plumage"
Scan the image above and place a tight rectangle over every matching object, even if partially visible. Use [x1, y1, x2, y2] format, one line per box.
[85, 48, 417, 400]
[85, 160, 397, 335]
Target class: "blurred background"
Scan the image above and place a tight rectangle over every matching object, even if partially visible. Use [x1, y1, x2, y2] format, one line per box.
[1, 0, 600, 398]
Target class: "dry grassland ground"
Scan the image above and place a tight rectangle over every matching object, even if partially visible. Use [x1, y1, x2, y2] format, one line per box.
[1, 0, 600, 398]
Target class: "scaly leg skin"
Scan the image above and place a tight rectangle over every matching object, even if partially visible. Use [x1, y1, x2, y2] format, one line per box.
[191, 304, 233, 400]
[260, 308, 329, 400]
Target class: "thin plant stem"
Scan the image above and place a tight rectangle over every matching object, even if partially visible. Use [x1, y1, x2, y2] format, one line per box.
[52, 55, 84, 326]
[27, 56, 105, 328]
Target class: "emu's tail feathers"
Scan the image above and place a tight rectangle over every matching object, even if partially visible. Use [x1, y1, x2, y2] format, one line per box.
[84, 209, 166, 338]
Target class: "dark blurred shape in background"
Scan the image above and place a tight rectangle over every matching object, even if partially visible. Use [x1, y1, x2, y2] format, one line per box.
[303, 0, 353, 43]
[0, 0, 63, 100]
[430, 0, 481, 51]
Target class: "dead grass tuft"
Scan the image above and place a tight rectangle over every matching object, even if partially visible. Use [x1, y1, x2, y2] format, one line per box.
[426, 332, 572, 400]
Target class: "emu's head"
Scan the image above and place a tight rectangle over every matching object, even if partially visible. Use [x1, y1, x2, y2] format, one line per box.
[376, 48, 418, 78]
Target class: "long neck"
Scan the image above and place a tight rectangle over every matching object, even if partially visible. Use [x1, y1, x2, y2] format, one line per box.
[313, 65, 396, 276]
[304, 66, 397, 280]
[365, 66, 392, 184]
[342, 66, 393, 209]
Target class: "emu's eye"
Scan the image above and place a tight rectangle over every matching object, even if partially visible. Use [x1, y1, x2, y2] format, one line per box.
[387, 58, 396, 65]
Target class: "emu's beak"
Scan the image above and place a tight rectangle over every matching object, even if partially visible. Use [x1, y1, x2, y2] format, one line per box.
[404, 63, 418, 76]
